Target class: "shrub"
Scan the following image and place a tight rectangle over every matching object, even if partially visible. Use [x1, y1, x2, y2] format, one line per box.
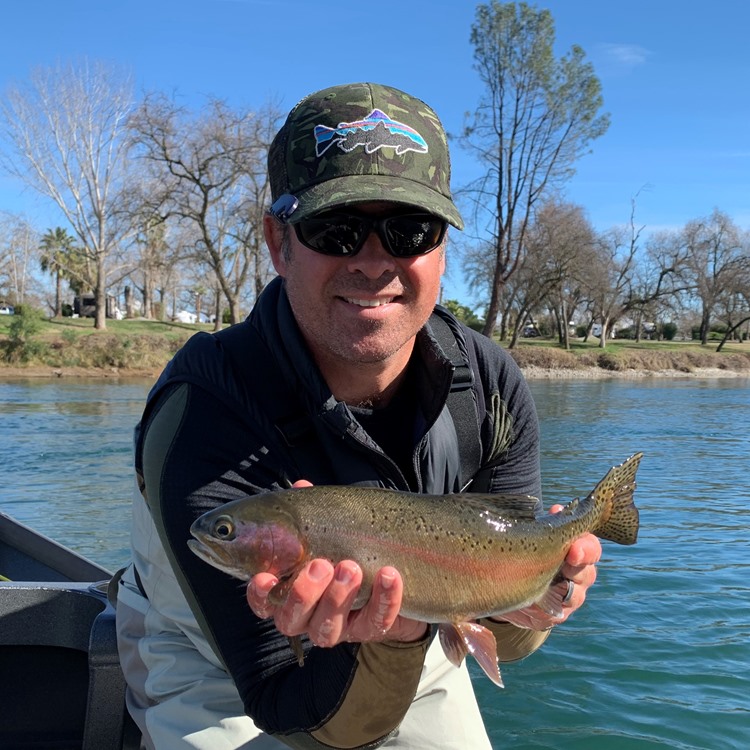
[661, 322, 678, 341]
[597, 352, 623, 371]
[1, 305, 45, 363]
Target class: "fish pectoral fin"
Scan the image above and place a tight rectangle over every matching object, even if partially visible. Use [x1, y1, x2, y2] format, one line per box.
[439, 622, 504, 688]
[268, 576, 297, 606]
[288, 635, 305, 667]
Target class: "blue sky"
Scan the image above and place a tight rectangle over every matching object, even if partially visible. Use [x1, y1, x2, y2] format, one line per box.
[1, 0, 748, 302]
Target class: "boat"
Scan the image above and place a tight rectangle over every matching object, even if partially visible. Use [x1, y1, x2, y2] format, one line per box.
[0, 511, 141, 749]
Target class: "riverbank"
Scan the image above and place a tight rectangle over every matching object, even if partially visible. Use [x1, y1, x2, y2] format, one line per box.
[520, 364, 750, 379]
[1, 358, 748, 382]
[2, 316, 749, 380]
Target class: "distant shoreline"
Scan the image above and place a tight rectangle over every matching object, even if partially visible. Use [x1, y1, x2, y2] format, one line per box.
[519, 364, 750, 380]
[1, 364, 748, 382]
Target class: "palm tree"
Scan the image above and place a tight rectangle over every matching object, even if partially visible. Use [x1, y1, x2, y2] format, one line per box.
[39, 227, 79, 317]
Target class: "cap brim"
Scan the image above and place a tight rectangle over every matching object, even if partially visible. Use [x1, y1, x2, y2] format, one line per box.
[289, 174, 464, 230]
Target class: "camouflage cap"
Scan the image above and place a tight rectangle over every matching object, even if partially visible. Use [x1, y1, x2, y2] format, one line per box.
[268, 82, 463, 229]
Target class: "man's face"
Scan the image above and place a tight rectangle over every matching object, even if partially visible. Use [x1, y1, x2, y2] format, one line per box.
[266, 203, 447, 372]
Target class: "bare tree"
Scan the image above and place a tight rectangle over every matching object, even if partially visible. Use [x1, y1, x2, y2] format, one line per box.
[129, 95, 280, 325]
[460, 1, 609, 337]
[519, 199, 597, 349]
[1, 59, 134, 328]
[0, 213, 38, 306]
[677, 209, 748, 346]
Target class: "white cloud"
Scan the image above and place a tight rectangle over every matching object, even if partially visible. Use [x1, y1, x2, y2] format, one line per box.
[598, 43, 652, 70]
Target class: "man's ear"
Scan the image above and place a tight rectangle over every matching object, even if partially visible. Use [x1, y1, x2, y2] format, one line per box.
[264, 214, 288, 276]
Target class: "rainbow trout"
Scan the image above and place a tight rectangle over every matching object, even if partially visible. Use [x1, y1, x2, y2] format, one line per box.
[188, 453, 642, 686]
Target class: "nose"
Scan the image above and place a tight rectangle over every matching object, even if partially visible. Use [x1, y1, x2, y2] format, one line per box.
[345, 229, 397, 278]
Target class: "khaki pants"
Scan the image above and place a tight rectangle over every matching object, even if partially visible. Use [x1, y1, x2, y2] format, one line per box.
[117, 572, 492, 750]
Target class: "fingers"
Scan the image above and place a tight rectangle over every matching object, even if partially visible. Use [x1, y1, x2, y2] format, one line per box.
[247, 572, 280, 619]
[305, 561, 363, 647]
[247, 561, 427, 649]
[541, 505, 602, 624]
[345, 566, 403, 641]
[247, 559, 336, 624]
[565, 531, 602, 567]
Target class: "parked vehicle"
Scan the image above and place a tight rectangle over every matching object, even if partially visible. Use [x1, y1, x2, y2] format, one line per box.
[0, 512, 140, 749]
[0, 304, 14, 315]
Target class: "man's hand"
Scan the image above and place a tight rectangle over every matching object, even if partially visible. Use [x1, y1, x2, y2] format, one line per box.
[245, 479, 428, 648]
[492, 503, 602, 630]
[247, 560, 427, 647]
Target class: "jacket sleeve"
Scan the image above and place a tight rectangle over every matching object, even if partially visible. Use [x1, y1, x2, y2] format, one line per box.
[464, 328, 542, 499]
[138, 381, 427, 749]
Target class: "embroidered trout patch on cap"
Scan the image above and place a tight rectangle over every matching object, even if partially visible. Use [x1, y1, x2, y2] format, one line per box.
[313, 109, 428, 157]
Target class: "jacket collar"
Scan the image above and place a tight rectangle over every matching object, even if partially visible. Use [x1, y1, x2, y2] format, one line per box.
[250, 276, 456, 433]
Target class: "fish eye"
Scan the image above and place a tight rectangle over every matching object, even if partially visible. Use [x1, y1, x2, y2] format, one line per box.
[212, 516, 235, 540]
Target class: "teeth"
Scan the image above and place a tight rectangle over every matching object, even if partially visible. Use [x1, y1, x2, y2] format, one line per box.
[345, 298, 392, 307]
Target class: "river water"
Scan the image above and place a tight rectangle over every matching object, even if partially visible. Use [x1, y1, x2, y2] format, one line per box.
[1, 375, 748, 749]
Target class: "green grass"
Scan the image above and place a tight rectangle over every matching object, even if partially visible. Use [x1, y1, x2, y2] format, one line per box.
[507, 336, 750, 374]
[0, 315, 748, 375]
[0, 315, 210, 371]
[39, 316, 213, 337]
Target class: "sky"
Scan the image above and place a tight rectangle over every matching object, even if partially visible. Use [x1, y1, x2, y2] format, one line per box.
[1, 0, 749, 302]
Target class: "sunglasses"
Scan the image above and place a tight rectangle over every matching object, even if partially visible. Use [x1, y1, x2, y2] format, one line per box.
[293, 211, 447, 258]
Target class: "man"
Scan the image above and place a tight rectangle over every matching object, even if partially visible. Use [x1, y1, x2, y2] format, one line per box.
[116, 82, 600, 750]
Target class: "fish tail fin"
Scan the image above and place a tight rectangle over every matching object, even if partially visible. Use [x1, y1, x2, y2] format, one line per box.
[313, 123, 335, 138]
[591, 452, 642, 545]
[438, 622, 504, 688]
[313, 124, 337, 155]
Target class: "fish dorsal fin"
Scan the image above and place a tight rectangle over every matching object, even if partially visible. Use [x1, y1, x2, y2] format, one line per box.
[559, 497, 580, 516]
[478, 493, 540, 520]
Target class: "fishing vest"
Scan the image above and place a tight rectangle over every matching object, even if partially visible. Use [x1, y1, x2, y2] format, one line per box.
[211, 303, 484, 492]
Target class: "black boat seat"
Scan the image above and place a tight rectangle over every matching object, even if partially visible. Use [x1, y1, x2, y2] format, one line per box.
[0, 581, 139, 750]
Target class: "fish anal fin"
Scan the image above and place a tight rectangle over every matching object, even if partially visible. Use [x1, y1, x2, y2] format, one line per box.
[439, 622, 504, 688]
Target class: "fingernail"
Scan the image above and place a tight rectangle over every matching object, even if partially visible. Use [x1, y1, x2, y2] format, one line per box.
[308, 560, 329, 582]
[336, 565, 353, 585]
[380, 572, 395, 590]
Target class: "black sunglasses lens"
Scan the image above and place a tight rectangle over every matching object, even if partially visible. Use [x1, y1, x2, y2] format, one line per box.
[294, 213, 446, 257]
[295, 215, 366, 256]
[384, 215, 446, 257]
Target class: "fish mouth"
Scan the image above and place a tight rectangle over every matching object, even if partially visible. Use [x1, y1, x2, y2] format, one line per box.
[187, 538, 252, 581]
[187, 538, 217, 566]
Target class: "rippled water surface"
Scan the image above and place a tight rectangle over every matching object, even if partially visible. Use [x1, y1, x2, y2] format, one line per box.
[1, 376, 749, 749]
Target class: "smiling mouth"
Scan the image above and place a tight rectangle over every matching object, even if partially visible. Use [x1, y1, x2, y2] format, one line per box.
[343, 297, 396, 308]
